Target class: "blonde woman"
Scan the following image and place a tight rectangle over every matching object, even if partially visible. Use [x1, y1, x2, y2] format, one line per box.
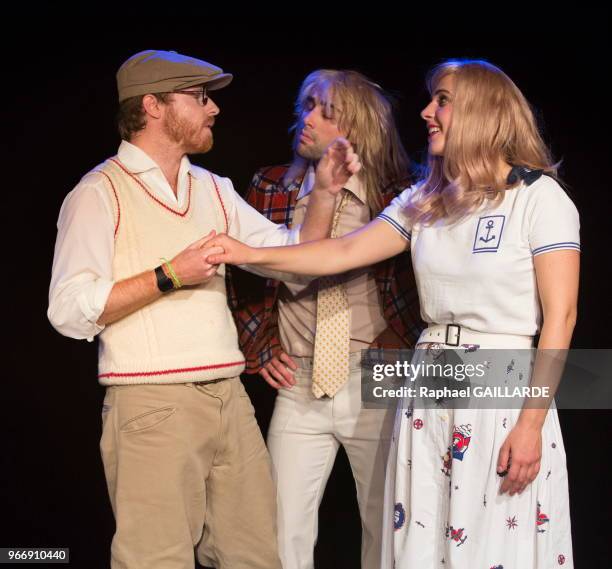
[208, 60, 578, 568]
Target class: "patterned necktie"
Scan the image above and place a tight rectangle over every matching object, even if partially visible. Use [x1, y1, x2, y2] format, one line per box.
[311, 190, 351, 398]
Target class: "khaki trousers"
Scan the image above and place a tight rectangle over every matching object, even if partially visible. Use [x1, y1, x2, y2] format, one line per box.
[100, 377, 281, 569]
[267, 353, 395, 569]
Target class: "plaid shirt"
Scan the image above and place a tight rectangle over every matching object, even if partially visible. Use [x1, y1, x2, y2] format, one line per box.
[227, 164, 424, 374]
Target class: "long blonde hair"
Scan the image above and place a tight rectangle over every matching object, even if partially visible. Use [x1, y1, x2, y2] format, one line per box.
[407, 59, 557, 225]
[288, 69, 411, 213]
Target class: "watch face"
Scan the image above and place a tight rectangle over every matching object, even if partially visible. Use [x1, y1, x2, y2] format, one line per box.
[155, 265, 175, 292]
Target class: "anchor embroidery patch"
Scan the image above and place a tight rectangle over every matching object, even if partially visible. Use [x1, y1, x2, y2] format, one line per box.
[472, 215, 505, 253]
[394, 503, 406, 530]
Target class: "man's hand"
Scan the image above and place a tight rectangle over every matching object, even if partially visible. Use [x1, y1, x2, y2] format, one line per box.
[260, 351, 298, 390]
[171, 230, 225, 286]
[314, 137, 361, 197]
[206, 233, 256, 267]
[98, 230, 224, 326]
[497, 422, 542, 496]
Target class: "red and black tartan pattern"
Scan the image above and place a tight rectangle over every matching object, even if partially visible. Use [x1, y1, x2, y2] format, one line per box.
[227, 164, 424, 374]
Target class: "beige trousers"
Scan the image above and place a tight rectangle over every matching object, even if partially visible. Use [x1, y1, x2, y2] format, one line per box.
[100, 377, 281, 569]
[267, 353, 395, 569]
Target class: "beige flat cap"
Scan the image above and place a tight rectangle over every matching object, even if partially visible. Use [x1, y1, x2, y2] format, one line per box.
[117, 50, 233, 102]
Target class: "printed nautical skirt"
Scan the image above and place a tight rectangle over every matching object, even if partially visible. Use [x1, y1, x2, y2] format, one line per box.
[381, 343, 574, 569]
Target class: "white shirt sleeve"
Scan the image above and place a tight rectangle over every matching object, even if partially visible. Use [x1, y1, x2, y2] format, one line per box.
[221, 176, 313, 284]
[527, 177, 581, 256]
[47, 174, 116, 341]
[375, 185, 417, 241]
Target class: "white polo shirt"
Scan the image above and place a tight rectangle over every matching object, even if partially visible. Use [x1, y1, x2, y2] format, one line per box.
[378, 175, 580, 336]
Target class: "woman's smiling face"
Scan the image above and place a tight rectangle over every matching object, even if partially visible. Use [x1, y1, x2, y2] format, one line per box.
[421, 73, 455, 156]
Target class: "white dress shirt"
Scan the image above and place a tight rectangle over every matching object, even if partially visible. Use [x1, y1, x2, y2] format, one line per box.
[48, 141, 301, 341]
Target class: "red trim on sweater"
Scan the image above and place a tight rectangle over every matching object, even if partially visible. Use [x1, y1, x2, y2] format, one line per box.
[209, 173, 228, 233]
[99, 171, 121, 238]
[110, 158, 192, 217]
[98, 360, 245, 379]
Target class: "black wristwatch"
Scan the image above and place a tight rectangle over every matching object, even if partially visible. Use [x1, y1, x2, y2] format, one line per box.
[155, 265, 174, 293]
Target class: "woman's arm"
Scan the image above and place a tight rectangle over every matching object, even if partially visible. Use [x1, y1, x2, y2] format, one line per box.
[532, 249, 580, 348]
[498, 249, 579, 495]
[207, 218, 410, 277]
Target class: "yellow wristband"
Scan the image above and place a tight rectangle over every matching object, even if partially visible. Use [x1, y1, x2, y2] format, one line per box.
[161, 258, 182, 289]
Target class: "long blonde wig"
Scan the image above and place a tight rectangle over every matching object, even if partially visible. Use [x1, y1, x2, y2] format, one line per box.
[407, 59, 558, 225]
[288, 69, 411, 213]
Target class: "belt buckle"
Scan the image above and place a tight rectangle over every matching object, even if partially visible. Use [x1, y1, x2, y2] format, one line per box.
[445, 324, 461, 347]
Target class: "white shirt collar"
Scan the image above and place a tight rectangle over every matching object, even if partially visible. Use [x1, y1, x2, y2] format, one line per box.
[116, 140, 193, 207]
[117, 140, 194, 181]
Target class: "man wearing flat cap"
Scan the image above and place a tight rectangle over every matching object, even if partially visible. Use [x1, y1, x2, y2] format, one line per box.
[47, 49, 360, 569]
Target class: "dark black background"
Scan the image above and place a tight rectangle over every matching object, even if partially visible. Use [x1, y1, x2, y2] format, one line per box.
[3, 19, 610, 569]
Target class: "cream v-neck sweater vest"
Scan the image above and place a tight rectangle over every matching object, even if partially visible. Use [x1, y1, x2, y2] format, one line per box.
[89, 158, 245, 385]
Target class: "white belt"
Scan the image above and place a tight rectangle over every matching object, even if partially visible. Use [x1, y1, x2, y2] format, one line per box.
[418, 324, 533, 349]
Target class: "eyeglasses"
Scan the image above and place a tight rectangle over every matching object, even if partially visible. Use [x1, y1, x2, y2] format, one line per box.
[172, 87, 209, 106]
